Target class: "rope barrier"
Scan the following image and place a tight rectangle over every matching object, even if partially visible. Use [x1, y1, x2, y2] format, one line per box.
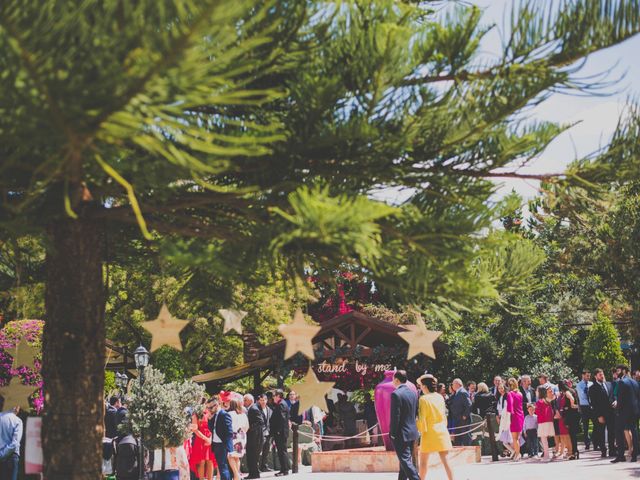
[447, 419, 485, 431]
[315, 423, 381, 441]
[449, 420, 486, 437]
[312, 420, 487, 442]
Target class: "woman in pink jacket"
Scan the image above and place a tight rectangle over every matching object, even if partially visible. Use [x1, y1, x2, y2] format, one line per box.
[535, 386, 555, 461]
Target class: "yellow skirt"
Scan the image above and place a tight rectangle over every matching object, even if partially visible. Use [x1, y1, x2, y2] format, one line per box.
[419, 422, 452, 453]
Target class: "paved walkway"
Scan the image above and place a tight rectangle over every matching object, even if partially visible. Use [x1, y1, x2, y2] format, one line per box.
[259, 449, 640, 480]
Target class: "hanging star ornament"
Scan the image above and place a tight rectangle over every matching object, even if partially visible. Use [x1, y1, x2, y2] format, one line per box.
[0, 378, 37, 411]
[219, 309, 247, 335]
[398, 320, 442, 359]
[141, 304, 192, 352]
[278, 308, 321, 360]
[12, 337, 38, 369]
[292, 368, 335, 412]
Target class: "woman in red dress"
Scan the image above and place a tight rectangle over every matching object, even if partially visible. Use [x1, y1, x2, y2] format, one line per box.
[191, 408, 216, 480]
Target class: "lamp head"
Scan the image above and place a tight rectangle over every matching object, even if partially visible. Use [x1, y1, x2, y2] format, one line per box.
[134, 345, 150, 369]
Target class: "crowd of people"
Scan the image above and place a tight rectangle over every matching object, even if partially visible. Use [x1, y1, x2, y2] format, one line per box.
[432, 364, 640, 465]
[105, 389, 299, 480]
[96, 361, 640, 480]
[387, 363, 640, 480]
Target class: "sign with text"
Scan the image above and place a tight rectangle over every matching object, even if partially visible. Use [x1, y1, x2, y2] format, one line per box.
[25, 416, 43, 474]
[314, 360, 392, 377]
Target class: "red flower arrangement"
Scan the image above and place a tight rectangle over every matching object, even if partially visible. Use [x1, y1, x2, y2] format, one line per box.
[0, 319, 44, 413]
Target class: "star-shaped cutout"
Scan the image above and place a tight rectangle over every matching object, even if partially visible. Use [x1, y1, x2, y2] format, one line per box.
[219, 309, 247, 335]
[12, 337, 38, 369]
[0, 378, 37, 411]
[141, 304, 192, 352]
[292, 368, 335, 412]
[278, 308, 321, 360]
[398, 320, 442, 359]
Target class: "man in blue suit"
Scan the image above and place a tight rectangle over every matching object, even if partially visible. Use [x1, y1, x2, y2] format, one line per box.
[208, 396, 234, 480]
[389, 370, 420, 480]
[612, 364, 640, 463]
[449, 378, 472, 446]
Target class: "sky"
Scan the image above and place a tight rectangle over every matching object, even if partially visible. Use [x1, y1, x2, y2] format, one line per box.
[472, 0, 640, 200]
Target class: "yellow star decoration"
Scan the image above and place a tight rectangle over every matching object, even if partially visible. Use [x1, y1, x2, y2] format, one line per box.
[278, 308, 321, 360]
[141, 304, 192, 352]
[12, 337, 38, 369]
[292, 368, 335, 412]
[219, 309, 247, 335]
[0, 378, 37, 411]
[398, 320, 442, 359]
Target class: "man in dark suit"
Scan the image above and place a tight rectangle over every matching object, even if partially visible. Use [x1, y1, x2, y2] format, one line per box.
[105, 396, 120, 439]
[449, 378, 472, 446]
[246, 394, 266, 479]
[612, 364, 639, 463]
[270, 390, 290, 477]
[208, 396, 234, 480]
[389, 370, 420, 480]
[259, 392, 274, 472]
[519, 375, 536, 413]
[589, 368, 616, 458]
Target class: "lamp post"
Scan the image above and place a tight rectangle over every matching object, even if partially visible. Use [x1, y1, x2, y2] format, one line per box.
[134, 345, 150, 480]
[120, 372, 129, 397]
[115, 372, 127, 397]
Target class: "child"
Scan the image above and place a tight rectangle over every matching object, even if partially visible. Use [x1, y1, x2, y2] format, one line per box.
[535, 386, 555, 461]
[523, 403, 539, 458]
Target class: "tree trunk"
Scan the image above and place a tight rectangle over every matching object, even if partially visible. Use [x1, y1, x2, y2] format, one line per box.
[43, 213, 105, 479]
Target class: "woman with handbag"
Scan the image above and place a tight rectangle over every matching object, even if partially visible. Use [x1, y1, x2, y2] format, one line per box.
[559, 380, 580, 459]
[547, 387, 564, 458]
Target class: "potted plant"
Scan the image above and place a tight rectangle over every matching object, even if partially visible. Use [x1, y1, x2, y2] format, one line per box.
[123, 367, 205, 480]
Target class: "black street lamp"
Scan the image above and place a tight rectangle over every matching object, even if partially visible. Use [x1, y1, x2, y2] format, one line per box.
[134, 345, 150, 480]
[119, 372, 129, 397]
[115, 372, 127, 397]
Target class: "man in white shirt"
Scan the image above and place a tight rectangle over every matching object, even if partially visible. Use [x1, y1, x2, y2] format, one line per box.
[0, 402, 23, 480]
[576, 369, 594, 450]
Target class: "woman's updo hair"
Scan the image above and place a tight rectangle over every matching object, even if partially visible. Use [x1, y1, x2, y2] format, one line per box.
[418, 374, 437, 393]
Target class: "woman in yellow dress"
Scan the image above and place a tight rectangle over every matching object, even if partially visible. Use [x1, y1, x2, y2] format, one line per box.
[417, 374, 454, 480]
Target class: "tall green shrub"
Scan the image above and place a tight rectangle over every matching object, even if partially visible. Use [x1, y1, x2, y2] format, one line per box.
[583, 309, 626, 374]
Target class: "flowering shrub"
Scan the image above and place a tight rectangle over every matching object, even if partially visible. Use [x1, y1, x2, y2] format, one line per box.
[0, 319, 44, 412]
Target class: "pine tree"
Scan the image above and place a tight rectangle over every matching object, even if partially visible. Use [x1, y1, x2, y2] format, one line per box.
[2, 1, 640, 477]
[584, 308, 627, 374]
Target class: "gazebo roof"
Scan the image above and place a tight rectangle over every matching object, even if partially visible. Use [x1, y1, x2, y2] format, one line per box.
[256, 310, 427, 359]
[193, 310, 445, 384]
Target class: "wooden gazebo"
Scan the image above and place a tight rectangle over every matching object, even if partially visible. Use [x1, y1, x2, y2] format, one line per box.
[192, 311, 445, 391]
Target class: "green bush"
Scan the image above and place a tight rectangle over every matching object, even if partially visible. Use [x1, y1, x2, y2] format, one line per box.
[583, 308, 626, 374]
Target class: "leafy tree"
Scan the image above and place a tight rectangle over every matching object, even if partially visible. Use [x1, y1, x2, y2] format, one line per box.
[104, 371, 116, 396]
[583, 307, 627, 374]
[2, 1, 640, 477]
[152, 347, 187, 382]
